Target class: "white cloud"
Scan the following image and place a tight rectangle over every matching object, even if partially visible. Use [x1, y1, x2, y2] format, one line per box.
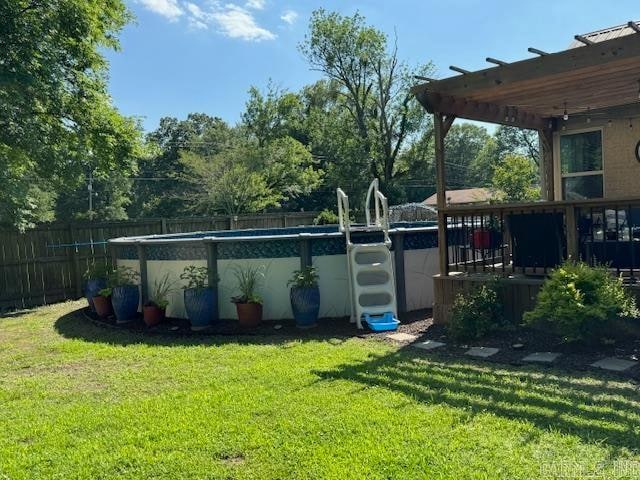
[141, 0, 276, 42]
[185, 2, 208, 28]
[280, 9, 298, 25]
[138, 0, 183, 21]
[210, 4, 276, 41]
[245, 0, 265, 10]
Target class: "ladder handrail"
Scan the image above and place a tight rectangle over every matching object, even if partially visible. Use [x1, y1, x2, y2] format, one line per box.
[375, 189, 391, 245]
[336, 187, 351, 245]
[365, 178, 381, 227]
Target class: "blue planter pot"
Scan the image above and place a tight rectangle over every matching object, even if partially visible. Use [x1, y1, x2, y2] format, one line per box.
[290, 286, 320, 328]
[184, 287, 218, 330]
[85, 278, 107, 312]
[111, 285, 140, 323]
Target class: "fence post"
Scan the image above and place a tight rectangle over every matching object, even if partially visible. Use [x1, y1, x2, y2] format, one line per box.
[69, 224, 82, 298]
[160, 218, 168, 234]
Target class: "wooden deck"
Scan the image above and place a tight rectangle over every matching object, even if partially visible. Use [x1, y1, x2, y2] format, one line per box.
[433, 198, 640, 324]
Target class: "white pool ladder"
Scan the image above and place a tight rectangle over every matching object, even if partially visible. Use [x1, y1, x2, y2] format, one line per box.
[337, 179, 398, 329]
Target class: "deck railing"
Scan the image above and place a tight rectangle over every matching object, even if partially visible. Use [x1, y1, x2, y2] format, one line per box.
[441, 198, 640, 280]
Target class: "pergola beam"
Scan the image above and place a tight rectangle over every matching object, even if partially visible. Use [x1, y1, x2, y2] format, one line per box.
[413, 75, 435, 82]
[415, 91, 547, 130]
[629, 21, 640, 34]
[413, 34, 640, 100]
[486, 57, 508, 66]
[574, 34, 595, 46]
[449, 65, 470, 75]
[528, 47, 549, 56]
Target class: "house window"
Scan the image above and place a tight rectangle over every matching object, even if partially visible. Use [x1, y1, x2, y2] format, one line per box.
[559, 130, 603, 200]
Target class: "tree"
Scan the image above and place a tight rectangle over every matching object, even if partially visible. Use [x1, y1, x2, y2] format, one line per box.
[443, 124, 491, 188]
[494, 126, 539, 165]
[492, 154, 540, 202]
[180, 148, 279, 216]
[0, 0, 142, 227]
[130, 114, 233, 218]
[55, 173, 133, 221]
[179, 135, 322, 215]
[468, 137, 499, 186]
[299, 10, 431, 200]
[257, 136, 323, 204]
[242, 84, 306, 147]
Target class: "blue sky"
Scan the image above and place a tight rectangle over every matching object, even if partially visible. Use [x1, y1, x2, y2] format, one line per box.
[106, 0, 640, 132]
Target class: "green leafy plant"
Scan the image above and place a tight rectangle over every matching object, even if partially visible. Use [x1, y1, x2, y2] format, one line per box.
[98, 287, 112, 297]
[231, 265, 265, 305]
[447, 283, 504, 341]
[107, 266, 139, 288]
[524, 261, 639, 343]
[313, 209, 339, 225]
[83, 261, 111, 281]
[146, 273, 176, 309]
[287, 266, 319, 288]
[180, 266, 211, 289]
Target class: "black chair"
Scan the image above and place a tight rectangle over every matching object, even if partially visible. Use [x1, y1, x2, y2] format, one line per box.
[508, 213, 565, 269]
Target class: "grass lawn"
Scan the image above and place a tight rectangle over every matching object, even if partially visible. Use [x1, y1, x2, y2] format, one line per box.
[1, 302, 639, 479]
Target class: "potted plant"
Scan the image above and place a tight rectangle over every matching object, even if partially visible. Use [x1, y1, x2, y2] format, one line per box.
[180, 265, 218, 331]
[287, 266, 320, 328]
[231, 265, 265, 328]
[108, 266, 140, 324]
[93, 287, 113, 319]
[143, 273, 175, 327]
[83, 261, 110, 312]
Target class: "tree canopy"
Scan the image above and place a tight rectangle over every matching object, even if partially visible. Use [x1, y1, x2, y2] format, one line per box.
[0, 0, 142, 228]
[2, 6, 541, 227]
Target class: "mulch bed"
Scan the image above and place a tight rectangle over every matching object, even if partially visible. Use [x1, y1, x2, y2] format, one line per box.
[83, 307, 640, 381]
[394, 311, 640, 381]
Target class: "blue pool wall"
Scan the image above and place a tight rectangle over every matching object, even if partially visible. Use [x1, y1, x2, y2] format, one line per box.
[110, 222, 439, 321]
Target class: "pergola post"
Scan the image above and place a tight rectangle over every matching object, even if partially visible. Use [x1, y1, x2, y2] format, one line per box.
[538, 127, 555, 201]
[434, 112, 455, 275]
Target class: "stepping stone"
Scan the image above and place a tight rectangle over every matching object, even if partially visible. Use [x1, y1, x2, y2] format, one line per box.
[591, 357, 638, 372]
[387, 332, 417, 342]
[465, 347, 499, 358]
[412, 340, 446, 351]
[522, 352, 561, 363]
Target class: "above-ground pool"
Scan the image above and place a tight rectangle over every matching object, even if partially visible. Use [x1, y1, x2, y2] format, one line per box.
[109, 222, 439, 321]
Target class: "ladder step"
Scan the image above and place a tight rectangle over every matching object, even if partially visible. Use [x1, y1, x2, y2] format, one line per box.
[356, 283, 393, 293]
[354, 273, 392, 283]
[353, 264, 391, 274]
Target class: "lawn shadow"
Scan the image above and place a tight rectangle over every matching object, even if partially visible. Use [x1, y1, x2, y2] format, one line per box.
[313, 347, 640, 452]
[54, 308, 359, 347]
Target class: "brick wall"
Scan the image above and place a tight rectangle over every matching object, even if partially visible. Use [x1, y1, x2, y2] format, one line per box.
[558, 118, 640, 200]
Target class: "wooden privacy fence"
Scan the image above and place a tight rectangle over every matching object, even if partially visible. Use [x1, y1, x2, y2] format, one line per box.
[0, 211, 318, 311]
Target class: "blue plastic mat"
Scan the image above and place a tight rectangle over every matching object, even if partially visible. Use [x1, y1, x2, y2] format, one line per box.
[363, 312, 400, 332]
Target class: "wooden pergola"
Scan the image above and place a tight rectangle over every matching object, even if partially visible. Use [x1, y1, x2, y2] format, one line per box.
[411, 22, 640, 274]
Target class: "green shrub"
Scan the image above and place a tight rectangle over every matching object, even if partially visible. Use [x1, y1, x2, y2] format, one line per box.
[523, 261, 639, 343]
[313, 209, 339, 225]
[447, 283, 503, 341]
